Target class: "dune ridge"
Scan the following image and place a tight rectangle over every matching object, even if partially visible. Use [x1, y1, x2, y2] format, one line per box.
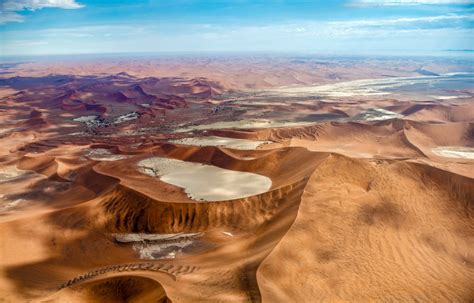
[0, 59, 473, 302]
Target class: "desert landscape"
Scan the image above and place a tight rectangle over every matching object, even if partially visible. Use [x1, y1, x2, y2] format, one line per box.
[0, 55, 473, 302]
[1, 0, 474, 301]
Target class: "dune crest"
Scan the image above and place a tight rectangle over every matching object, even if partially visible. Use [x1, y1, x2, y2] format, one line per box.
[0, 57, 473, 302]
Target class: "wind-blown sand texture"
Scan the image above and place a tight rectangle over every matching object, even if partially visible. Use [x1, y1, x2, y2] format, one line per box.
[0, 57, 473, 302]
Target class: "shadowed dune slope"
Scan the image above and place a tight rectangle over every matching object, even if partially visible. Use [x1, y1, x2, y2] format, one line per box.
[0, 145, 330, 302]
[1, 66, 474, 302]
[46, 276, 170, 303]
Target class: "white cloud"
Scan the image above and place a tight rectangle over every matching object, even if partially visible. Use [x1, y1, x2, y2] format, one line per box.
[2, 21, 472, 55]
[3, 0, 84, 11]
[270, 14, 472, 38]
[0, 0, 84, 24]
[351, 0, 474, 6]
[328, 14, 474, 26]
[0, 11, 24, 24]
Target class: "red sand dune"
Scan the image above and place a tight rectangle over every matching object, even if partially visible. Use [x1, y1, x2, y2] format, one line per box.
[0, 58, 473, 302]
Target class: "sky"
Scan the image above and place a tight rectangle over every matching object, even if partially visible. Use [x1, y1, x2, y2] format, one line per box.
[0, 0, 473, 56]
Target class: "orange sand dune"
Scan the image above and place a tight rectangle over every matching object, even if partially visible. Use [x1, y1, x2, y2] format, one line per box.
[259, 155, 474, 302]
[0, 59, 473, 302]
[1, 137, 472, 302]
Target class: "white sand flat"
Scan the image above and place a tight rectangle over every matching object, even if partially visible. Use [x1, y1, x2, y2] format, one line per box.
[175, 119, 315, 133]
[84, 148, 128, 161]
[114, 233, 201, 260]
[73, 115, 98, 122]
[263, 73, 472, 98]
[0, 166, 31, 183]
[169, 136, 271, 150]
[432, 146, 474, 159]
[114, 112, 139, 124]
[137, 157, 272, 201]
[114, 233, 201, 243]
[352, 108, 403, 121]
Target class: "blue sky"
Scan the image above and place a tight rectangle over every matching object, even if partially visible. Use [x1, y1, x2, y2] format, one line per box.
[0, 0, 473, 56]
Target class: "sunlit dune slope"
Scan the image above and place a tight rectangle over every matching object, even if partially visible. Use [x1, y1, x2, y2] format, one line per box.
[258, 155, 474, 302]
[0, 62, 473, 302]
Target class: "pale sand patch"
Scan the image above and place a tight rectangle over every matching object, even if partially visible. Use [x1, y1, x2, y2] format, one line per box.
[262, 73, 470, 98]
[84, 148, 128, 161]
[137, 157, 272, 201]
[0, 166, 31, 183]
[0, 128, 15, 136]
[114, 233, 202, 260]
[263, 78, 393, 97]
[114, 112, 139, 124]
[352, 108, 403, 121]
[114, 233, 201, 243]
[133, 241, 190, 260]
[73, 115, 98, 123]
[169, 136, 272, 150]
[0, 166, 32, 212]
[175, 119, 315, 133]
[234, 101, 290, 106]
[429, 95, 468, 100]
[73, 115, 103, 127]
[0, 194, 24, 212]
[432, 146, 474, 159]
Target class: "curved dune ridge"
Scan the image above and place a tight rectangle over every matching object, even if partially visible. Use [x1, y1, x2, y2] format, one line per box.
[0, 66, 473, 302]
[137, 157, 272, 201]
[50, 276, 170, 303]
[1, 120, 472, 302]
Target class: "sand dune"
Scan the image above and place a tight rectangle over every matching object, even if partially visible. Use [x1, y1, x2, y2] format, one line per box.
[258, 155, 474, 302]
[0, 58, 473, 302]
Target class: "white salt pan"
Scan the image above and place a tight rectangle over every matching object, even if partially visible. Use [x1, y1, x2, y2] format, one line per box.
[352, 108, 403, 121]
[137, 157, 272, 201]
[169, 136, 271, 150]
[175, 119, 314, 133]
[84, 148, 128, 161]
[432, 146, 474, 159]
